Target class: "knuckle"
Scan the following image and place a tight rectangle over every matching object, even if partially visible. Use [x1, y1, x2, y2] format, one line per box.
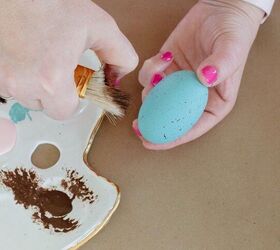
[143, 59, 161, 73]
[103, 15, 118, 29]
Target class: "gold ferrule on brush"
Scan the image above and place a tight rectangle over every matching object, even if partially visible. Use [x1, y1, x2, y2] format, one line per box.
[74, 65, 95, 98]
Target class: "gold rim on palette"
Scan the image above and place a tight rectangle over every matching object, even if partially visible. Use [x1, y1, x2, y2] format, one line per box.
[70, 112, 121, 250]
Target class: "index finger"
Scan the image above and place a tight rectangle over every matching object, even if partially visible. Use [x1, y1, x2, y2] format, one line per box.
[87, 9, 139, 84]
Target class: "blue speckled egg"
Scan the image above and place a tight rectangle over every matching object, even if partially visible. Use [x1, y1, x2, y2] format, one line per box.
[138, 70, 208, 144]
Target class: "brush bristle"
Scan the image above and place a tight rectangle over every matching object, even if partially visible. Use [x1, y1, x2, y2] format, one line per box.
[85, 70, 130, 121]
[0, 97, 6, 104]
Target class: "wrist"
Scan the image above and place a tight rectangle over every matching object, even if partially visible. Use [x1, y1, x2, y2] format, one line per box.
[200, 0, 265, 25]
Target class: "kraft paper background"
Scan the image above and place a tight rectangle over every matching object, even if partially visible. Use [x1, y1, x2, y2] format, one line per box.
[80, 1, 279, 249]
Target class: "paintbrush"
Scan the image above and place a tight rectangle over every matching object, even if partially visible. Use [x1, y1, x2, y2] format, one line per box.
[74, 65, 130, 122]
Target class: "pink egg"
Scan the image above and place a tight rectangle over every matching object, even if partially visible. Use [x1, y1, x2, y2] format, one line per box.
[0, 118, 17, 155]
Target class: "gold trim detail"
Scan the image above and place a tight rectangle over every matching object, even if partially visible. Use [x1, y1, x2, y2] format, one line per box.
[69, 107, 120, 249]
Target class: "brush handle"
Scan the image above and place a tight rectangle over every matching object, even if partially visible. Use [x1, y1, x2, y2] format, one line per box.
[76, 49, 101, 97]
[75, 65, 95, 98]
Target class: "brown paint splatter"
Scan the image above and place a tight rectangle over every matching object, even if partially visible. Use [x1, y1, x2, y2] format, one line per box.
[0, 168, 97, 233]
[61, 170, 97, 204]
[0, 168, 40, 209]
[33, 211, 78, 233]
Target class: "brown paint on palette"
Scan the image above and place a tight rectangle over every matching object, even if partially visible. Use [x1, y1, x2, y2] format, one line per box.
[61, 170, 97, 204]
[0, 168, 97, 233]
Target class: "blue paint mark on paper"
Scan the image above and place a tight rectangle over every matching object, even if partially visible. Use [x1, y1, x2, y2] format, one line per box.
[9, 103, 32, 124]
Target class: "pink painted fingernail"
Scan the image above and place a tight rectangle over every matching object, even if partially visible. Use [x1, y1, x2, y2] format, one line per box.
[201, 66, 218, 85]
[151, 73, 163, 87]
[133, 126, 142, 137]
[161, 51, 173, 62]
[114, 79, 121, 88]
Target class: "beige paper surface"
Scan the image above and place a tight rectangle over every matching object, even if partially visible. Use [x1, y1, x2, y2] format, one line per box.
[80, 1, 280, 249]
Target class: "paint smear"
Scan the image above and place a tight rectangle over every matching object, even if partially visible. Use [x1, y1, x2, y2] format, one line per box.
[0, 168, 97, 233]
[61, 170, 97, 204]
[9, 103, 32, 124]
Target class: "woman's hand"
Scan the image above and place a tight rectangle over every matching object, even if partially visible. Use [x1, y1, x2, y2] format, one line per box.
[133, 0, 264, 150]
[0, 0, 138, 119]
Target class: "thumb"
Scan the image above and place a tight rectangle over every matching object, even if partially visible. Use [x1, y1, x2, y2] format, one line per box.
[197, 39, 245, 87]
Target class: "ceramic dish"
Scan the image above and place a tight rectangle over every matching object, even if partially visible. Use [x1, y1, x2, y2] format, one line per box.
[0, 52, 120, 250]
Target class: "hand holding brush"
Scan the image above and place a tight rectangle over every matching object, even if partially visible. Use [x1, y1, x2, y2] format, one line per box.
[0, 0, 138, 120]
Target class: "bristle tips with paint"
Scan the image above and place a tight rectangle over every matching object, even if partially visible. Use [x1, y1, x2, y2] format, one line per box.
[85, 76, 130, 120]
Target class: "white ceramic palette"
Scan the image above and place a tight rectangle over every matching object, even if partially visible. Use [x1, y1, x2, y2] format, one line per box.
[0, 51, 120, 250]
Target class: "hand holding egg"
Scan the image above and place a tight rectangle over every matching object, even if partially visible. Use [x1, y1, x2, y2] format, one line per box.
[133, 0, 264, 150]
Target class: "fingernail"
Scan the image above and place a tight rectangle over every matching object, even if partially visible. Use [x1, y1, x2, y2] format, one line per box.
[114, 79, 121, 88]
[161, 51, 173, 62]
[151, 73, 163, 87]
[132, 126, 142, 137]
[201, 66, 218, 85]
